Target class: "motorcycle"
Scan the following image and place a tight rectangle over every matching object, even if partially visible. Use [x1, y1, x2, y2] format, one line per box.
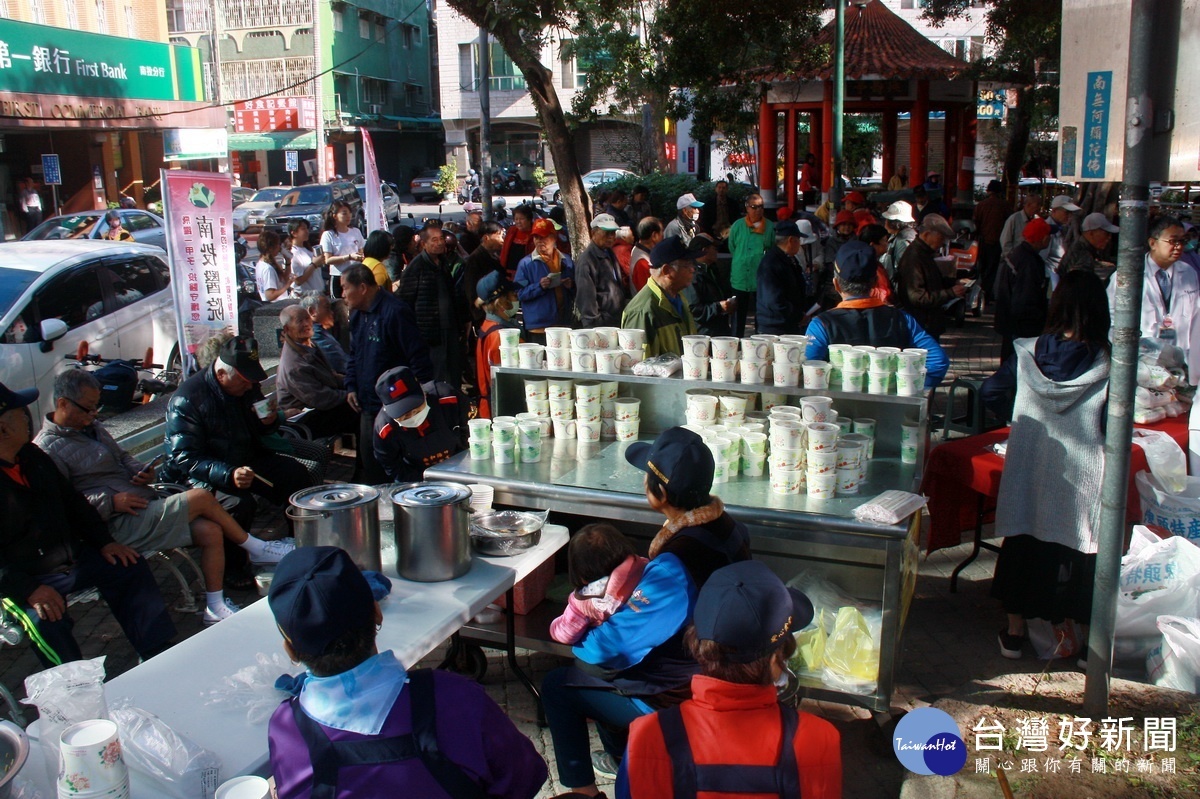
[457, 170, 482, 204]
[491, 163, 523, 194]
[234, 235, 262, 336]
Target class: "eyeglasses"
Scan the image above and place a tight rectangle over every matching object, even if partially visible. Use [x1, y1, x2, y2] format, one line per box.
[1155, 238, 1187, 248]
[747, 204, 764, 210]
[67, 397, 100, 415]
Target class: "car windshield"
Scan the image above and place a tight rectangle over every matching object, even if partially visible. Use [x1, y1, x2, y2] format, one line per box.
[280, 187, 332, 206]
[0, 268, 38, 317]
[25, 215, 99, 240]
[251, 188, 289, 203]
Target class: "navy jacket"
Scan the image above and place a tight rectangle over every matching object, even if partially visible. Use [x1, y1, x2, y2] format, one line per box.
[982, 335, 1105, 422]
[756, 246, 808, 335]
[345, 290, 435, 416]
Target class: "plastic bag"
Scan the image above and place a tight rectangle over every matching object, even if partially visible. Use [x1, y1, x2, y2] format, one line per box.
[787, 570, 858, 632]
[852, 490, 927, 527]
[1146, 615, 1200, 693]
[201, 652, 298, 726]
[109, 702, 221, 799]
[1134, 430, 1188, 494]
[630, 354, 680, 377]
[1134, 471, 1200, 542]
[820, 606, 881, 695]
[1115, 526, 1200, 661]
[1138, 361, 1179, 390]
[1027, 618, 1083, 659]
[789, 609, 829, 677]
[1136, 386, 1176, 410]
[21, 657, 108, 786]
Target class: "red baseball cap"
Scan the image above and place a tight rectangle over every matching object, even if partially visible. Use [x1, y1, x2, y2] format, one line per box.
[834, 210, 856, 229]
[1023, 217, 1052, 243]
[845, 191, 866, 205]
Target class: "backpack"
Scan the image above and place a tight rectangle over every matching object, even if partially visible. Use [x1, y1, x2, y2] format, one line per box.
[93, 360, 139, 410]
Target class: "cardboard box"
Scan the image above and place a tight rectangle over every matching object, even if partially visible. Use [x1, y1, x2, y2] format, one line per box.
[494, 558, 555, 615]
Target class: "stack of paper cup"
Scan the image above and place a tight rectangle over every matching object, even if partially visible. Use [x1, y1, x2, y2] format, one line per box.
[546, 327, 572, 370]
[852, 419, 876, 459]
[895, 367, 926, 397]
[719, 394, 747, 425]
[467, 418, 492, 460]
[614, 397, 641, 421]
[805, 421, 839, 499]
[498, 328, 521, 368]
[468, 484, 495, 513]
[901, 420, 921, 464]
[686, 394, 719, 427]
[741, 432, 768, 476]
[799, 397, 833, 424]
[711, 357, 737, 382]
[492, 420, 516, 463]
[601, 381, 619, 401]
[618, 329, 646, 365]
[517, 421, 543, 462]
[570, 348, 596, 373]
[826, 344, 851, 386]
[802, 360, 831, 389]
[596, 349, 628, 375]
[835, 416, 854, 435]
[577, 418, 602, 442]
[524, 379, 549, 418]
[58, 719, 129, 799]
[835, 441, 864, 495]
[683, 355, 709, 380]
[518, 342, 546, 370]
[840, 347, 867, 393]
[215, 776, 272, 799]
[599, 399, 617, 439]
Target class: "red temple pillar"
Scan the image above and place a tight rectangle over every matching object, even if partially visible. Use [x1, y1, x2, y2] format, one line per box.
[944, 107, 960, 204]
[909, 79, 929, 189]
[958, 103, 977, 204]
[758, 96, 778, 203]
[821, 82, 834, 195]
[881, 111, 898, 186]
[784, 108, 797, 210]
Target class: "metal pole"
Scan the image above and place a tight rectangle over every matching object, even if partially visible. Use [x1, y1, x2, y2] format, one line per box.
[1083, 0, 1154, 719]
[478, 28, 494, 222]
[313, 0, 326, 184]
[831, 0, 845, 208]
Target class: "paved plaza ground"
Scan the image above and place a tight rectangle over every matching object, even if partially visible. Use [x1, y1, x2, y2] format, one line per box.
[3, 309, 1194, 798]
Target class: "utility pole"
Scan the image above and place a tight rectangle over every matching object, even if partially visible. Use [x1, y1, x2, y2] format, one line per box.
[831, 0, 845, 209]
[313, 0, 327, 184]
[1084, 0, 1153, 719]
[478, 28, 494, 221]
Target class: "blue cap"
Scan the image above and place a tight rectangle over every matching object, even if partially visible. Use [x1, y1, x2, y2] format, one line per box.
[0, 382, 37, 417]
[625, 426, 714, 498]
[834, 240, 879, 284]
[268, 546, 376, 657]
[775, 220, 801, 238]
[375, 365, 425, 420]
[477, 270, 520, 303]
[649, 235, 692, 269]
[693, 561, 814, 663]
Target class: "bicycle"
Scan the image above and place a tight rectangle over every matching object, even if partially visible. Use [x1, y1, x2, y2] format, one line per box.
[66, 342, 180, 411]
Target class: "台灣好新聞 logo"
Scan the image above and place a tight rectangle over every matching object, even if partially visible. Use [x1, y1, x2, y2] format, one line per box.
[893, 707, 968, 776]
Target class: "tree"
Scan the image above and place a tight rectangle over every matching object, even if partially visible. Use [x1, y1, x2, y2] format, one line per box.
[920, 0, 1061, 197]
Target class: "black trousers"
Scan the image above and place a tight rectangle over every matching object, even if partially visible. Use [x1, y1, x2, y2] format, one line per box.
[358, 411, 388, 486]
[221, 451, 316, 531]
[979, 242, 1003, 302]
[733, 290, 756, 339]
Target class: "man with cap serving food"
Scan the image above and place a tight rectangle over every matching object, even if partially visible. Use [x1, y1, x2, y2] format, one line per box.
[620, 235, 698, 358]
[372, 365, 467, 483]
[267, 546, 547, 799]
[805, 241, 948, 388]
[541, 427, 751, 797]
[616, 560, 841, 799]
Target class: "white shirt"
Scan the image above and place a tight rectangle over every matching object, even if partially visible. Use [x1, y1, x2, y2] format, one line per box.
[289, 245, 324, 295]
[1108, 253, 1200, 382]
[255, 258, 284, 300]
[320, 228, 365, 276]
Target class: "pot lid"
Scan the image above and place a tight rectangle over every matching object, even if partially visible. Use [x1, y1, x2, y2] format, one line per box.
[390, 482, 472, 507]
[290, 484, 380, 510]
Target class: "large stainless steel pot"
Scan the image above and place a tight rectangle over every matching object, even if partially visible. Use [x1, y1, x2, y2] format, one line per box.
[287, 484, 381, 571]
[390, 482, 473, 582]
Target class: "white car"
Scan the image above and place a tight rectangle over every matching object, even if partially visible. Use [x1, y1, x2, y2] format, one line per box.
[540, 168, 637, 204]
[354, 182, 401, 223]
[0, 241, 180, 429]
[232, 186, 293, 232]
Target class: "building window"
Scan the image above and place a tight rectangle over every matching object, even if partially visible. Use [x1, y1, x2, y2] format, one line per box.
[402, 24, 421, 49]
[164, 0, 184, 32]
[559, 39, 574, 89]
[489, 43, 525, 92]
[95, 0, 107, 32]
[64, 0, 78, 28]
[458, 42, 477, 91]
[124, 4, 134, 35]
[332, 6, 343, 31]
[30, 0, 46, 25]
[405, 83, 423, 108]
[900, 0, 914, 8]
[359, 13, 369, 39]
[375, 19, 385, 43]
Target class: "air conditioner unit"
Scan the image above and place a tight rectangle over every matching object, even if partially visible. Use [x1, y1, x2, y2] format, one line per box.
[366, 104, 382, 115]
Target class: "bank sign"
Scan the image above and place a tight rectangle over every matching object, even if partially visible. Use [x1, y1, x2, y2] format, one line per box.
[0, 18, 204, 103]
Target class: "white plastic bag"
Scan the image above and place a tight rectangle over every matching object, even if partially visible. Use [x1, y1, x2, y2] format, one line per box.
[1146, 615, 1200, 693]
[109, 702, 221, 799]
[630, 354, 680, 377]
[1133, 430, 1188, 494]
[1134, 471, 1200, 540]
[201, 652, 297, 725]
[1115, 527, 1200, 661]
[21, 657, 108, 786]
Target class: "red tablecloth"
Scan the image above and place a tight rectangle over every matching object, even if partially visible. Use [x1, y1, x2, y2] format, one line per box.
[921, 415, 1190, 554]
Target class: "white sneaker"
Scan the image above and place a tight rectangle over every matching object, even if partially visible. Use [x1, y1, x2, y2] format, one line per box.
[250, 537, 297, 565]
[203, 598, 242, 626]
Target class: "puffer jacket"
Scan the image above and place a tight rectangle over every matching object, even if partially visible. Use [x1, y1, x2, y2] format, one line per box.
[398, 251, 460, 348]
[163, 366, 279, 491]
[276, 337, 347, 413]
[34, 418, 154, 521]
[0, 443, 114, 603]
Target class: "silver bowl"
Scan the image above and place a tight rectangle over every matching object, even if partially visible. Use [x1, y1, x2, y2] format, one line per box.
[470, 510, 547, 557]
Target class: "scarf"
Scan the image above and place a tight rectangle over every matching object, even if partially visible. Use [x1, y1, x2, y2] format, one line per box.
[298, 650, 407, 735]
[747, 218, 766, 235]
[648, 498, 725, 560]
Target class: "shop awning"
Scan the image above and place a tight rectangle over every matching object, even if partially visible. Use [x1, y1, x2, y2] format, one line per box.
[228, 130, 317, 151]
[381, 114, 442, 130]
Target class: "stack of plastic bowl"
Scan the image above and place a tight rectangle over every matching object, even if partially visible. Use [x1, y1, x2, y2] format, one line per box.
[618, 328, 647, 366]
[468, 484, 495, 513]
[767, 415, 805, 495]
[491, 418, 517, 463]
[614, 397, 641, 441]
[467, 418, 492, 460]
[546, 327, 573, 371]
[497, 328, 521, 368]
[58, 719, 129, 799]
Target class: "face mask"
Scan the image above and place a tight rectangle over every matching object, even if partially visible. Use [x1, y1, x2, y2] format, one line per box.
[507, 300, 521, 318]
[397, 402, 430, 428]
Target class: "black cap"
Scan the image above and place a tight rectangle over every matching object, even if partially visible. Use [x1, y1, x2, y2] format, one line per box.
[693, 561, 814, 663]
[375, 366, 425, 420]
[834, 240, 879, 284]
[649, 235, 692, 269]
[219, 335, 268, 382]
[987, 179, 1004, 194]
[0, 382, 37, 416]
[686, 233, 718, 257]
[625, 426, 714, 498]
[775, 220, 801, 238]
[268, 546, 376, 657]
[477, 270, 520, 304]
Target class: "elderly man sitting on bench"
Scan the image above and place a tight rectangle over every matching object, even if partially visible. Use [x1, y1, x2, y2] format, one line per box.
[35, 370, 295, 625]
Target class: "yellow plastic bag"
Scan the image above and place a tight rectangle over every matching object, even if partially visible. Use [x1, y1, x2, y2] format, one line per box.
[790, 610, 829, 675]
[821, 606, 880, 694]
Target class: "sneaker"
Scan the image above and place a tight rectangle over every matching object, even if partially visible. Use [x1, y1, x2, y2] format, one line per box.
[203, 598, 242, 626]
[998, 629, 1027, 660]
[250, 537, 297, 565]
[591, 750, 620, 779]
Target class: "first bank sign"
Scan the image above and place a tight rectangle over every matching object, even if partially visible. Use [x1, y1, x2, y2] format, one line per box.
[0, 17, 205, 105]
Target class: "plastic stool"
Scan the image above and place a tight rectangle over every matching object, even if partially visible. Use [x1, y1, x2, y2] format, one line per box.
[943, 374, 991, 439]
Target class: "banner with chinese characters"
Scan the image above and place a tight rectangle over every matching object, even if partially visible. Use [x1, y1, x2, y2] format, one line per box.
[361, 129, 386, 234]
[161, 169, 236, 369]
[233, 97, 318, 133]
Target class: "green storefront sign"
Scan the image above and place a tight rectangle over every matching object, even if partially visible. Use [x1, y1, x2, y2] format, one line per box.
[0, 18, 205, 102]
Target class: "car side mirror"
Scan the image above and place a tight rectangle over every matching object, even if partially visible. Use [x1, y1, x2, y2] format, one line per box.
[38, 318, 69, 352]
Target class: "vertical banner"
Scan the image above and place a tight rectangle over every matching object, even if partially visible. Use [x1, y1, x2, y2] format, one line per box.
[160, 169, 237, 371]
[1082, 71, 1112, 180]
[361, 129, 386, 234]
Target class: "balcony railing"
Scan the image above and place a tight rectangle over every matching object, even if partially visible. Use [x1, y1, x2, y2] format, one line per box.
[169, 0, 312, 34]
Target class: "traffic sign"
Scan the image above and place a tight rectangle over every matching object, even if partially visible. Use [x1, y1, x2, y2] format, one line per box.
[41, 154, 61, 186]
[285, 150, 298, 172]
